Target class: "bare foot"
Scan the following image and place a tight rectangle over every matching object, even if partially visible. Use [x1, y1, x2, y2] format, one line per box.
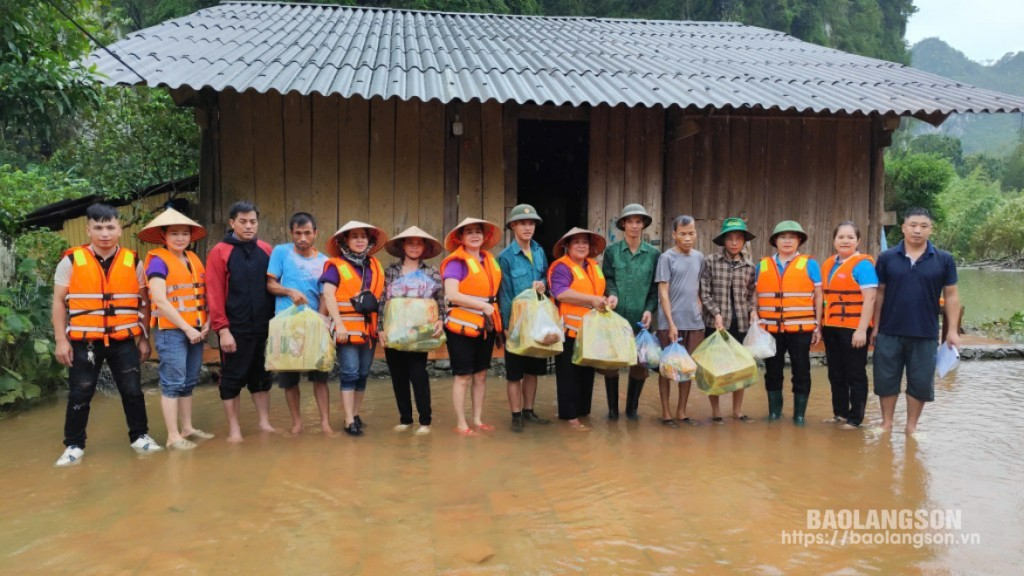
[568, 419, 588, 430]
[881, 422, 893, 433]
[838, 423, 860, 430]
[258, 423, 278, 433]
[290, 422, 303, 435]
[904, 424, 917, 436]
[321, 423, 336, 436]
[226, 434, 244, 444]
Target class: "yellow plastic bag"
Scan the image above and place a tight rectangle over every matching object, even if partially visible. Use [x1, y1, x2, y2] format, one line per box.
[265, 305, 336, 372]
[507, 289, 563, 358]
[572, 310, 637, 370]
[659, 341, 697, 382]
[691, 329, 758, 395]
[383, 298, 446, 352]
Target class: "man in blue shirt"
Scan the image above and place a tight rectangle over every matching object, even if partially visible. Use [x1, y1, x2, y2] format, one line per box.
[871, 208, 961, 436]
[267, 212, 332, 435]
[498, 204, 551, 432]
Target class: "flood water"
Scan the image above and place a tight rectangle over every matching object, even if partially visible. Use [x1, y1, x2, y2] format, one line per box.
[957, 268, 1024, 326]
[2, 362, 1022, 574]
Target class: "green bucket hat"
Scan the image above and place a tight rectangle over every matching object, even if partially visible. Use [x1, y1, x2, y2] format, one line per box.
[712, 217, 756, 246]
[769, 220, 808, 248]
[615, 203, 653, 230]
[506, 203, 543, 228]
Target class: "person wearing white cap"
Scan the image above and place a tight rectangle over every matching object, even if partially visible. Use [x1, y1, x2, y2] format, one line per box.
[440, 217, 504, 436]
[139, 207, 216, 450]
[378, 226, 445, 435]
[321, 221, 388, 437]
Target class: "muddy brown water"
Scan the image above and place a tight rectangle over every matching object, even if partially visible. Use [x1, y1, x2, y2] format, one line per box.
[2, 362, 1021, 575]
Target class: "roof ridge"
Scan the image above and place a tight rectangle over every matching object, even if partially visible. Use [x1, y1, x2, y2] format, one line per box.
[218, 0, 748, 28]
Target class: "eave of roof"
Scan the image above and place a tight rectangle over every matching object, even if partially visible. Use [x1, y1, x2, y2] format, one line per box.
[87, 1, 1024, 118]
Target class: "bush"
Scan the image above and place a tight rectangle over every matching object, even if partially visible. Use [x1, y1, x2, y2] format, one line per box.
[0, 164, 92, 236]
[15, 230, 68, 283]
[973, 194, 1024, 258]
[0, 256, 65, 409]
[885, 153, 955, 244]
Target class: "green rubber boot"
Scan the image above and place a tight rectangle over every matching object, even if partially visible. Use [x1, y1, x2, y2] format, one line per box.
[767, 391, 783, 421]
[793, 394, 809, 427]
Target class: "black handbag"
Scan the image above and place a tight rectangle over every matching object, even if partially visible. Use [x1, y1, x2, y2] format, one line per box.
[350, 289, 379, 315]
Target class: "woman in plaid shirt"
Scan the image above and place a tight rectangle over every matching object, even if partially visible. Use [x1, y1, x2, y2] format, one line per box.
[699, 217, 759, 422]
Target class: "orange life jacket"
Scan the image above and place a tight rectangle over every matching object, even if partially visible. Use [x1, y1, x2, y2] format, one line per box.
[64, 246, 143, 343]
[144, 248, 207, 330]
[325, 257, 384, 344]
[823, 253, 874, 329]
[547, 256, 606, 339]
[440, 247, 502, 338]
[756, 254, 817, 334]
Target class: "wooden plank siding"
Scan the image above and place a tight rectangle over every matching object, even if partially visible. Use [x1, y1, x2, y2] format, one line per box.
[663, 110, 876, 261]
[209, 92, 879, 266]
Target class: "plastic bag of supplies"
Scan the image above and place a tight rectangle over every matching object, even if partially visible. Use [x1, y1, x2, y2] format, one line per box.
[659, 341, 697, 382]
[572, 310, 637, 370]
[387, 270, 437, 299]
[507, 289, 564, 358]
[635, 328, 662, 370]
[383, 297, 446, 352]
[265, 305, 336, 372]
[692, 329, 758, 395]
[742, 322, 777, 359]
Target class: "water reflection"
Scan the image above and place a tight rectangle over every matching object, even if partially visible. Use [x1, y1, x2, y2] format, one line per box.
[2, 362, 1021, 573]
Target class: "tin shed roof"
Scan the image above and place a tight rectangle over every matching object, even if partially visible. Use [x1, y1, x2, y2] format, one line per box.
[89, 1, 1024, 117]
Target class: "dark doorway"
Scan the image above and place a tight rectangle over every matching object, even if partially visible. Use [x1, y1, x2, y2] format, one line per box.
[517, 120, 589, 261]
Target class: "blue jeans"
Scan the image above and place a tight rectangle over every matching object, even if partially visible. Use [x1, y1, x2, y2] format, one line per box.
[155, 328, 204, 398]
[337, 342, 375, 392]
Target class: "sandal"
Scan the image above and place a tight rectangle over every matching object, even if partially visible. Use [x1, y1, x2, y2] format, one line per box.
[186, 429, 215, 440]
[473, 423, 496, 432]
[732, 415, 752, 422]
[678, 417, 700, 426]
[661, 418, 679, 429]
[711, 416, 725, 425]
[454, 427, 478, 436]
[167, 438, 197, 451]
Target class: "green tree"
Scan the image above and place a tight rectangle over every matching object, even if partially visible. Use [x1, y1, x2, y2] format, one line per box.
[52, 87, 199, 200]
[884, 153, 955, 242]
[907, 134, 964, 175]
[933, 170, 1004, 258]
[974, 194, 1024, 258]
[0, 0, 107, 155]
[1001, 141, 1024, 193]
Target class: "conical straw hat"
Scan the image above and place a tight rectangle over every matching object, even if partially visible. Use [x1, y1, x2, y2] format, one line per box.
[327, 221, 388, 257]
[136, 207, 206, 244]
[385, 226, 443, 259]
[444, 217, 501, 252]
[552, 227, 606, 259]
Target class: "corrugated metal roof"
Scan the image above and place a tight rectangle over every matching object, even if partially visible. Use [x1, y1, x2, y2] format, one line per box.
[88, 1, 1024, 116]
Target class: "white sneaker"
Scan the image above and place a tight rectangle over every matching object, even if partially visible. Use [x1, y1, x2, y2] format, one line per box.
[55, 446, 85, 467]
[130, 434, 165, 453]
[415, 425, 431, 435]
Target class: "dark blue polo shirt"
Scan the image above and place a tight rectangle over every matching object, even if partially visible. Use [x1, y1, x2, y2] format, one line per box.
[876, 241, 957, 339]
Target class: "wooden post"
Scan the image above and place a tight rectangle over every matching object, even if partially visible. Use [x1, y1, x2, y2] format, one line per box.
[868, 115, 893, 256]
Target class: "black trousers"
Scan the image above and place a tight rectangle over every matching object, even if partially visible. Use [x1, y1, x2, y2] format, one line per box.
[763, 331, 813, 395]
[554, 337, 595, 420]
[822, 326, 870, 426]
[384, 348, 432, 425]
[64, 339, 149, 448]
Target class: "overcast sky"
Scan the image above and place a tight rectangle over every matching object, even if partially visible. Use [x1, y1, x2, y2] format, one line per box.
[905, 0, 1024, 63]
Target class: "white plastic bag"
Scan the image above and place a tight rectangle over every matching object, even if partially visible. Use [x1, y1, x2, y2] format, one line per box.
[936, 342, 960, 378]
[743, 322, 777, 359]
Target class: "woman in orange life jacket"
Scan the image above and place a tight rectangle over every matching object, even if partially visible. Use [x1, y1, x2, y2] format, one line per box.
[547, 228, 613, 430]
[755, 220, 823, 426]
[139, 209, 215, 450]
[321, 221, 388, 437]
[440, 218, 504, 436]
[821, 221, 877, 430]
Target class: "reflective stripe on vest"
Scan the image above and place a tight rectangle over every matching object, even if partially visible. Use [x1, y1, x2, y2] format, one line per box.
[325, 257, 384, 344]
[547, 255, 606, 338]
[64, 246, 143, 342]
[823, 253, 874, 329]
[145, 248, 207, 329]
[756, 254, 816, 334]
[440, 247, 503, 338]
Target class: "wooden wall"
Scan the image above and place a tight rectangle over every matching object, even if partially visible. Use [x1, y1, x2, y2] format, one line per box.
[663, 110, 874, 263]
[57, 193, 191, 256]
[212, 90, 879, 265]
[588, 105, 666, 247]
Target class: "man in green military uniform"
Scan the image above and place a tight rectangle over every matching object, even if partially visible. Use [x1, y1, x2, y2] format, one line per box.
[602, 204, 660, 420]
